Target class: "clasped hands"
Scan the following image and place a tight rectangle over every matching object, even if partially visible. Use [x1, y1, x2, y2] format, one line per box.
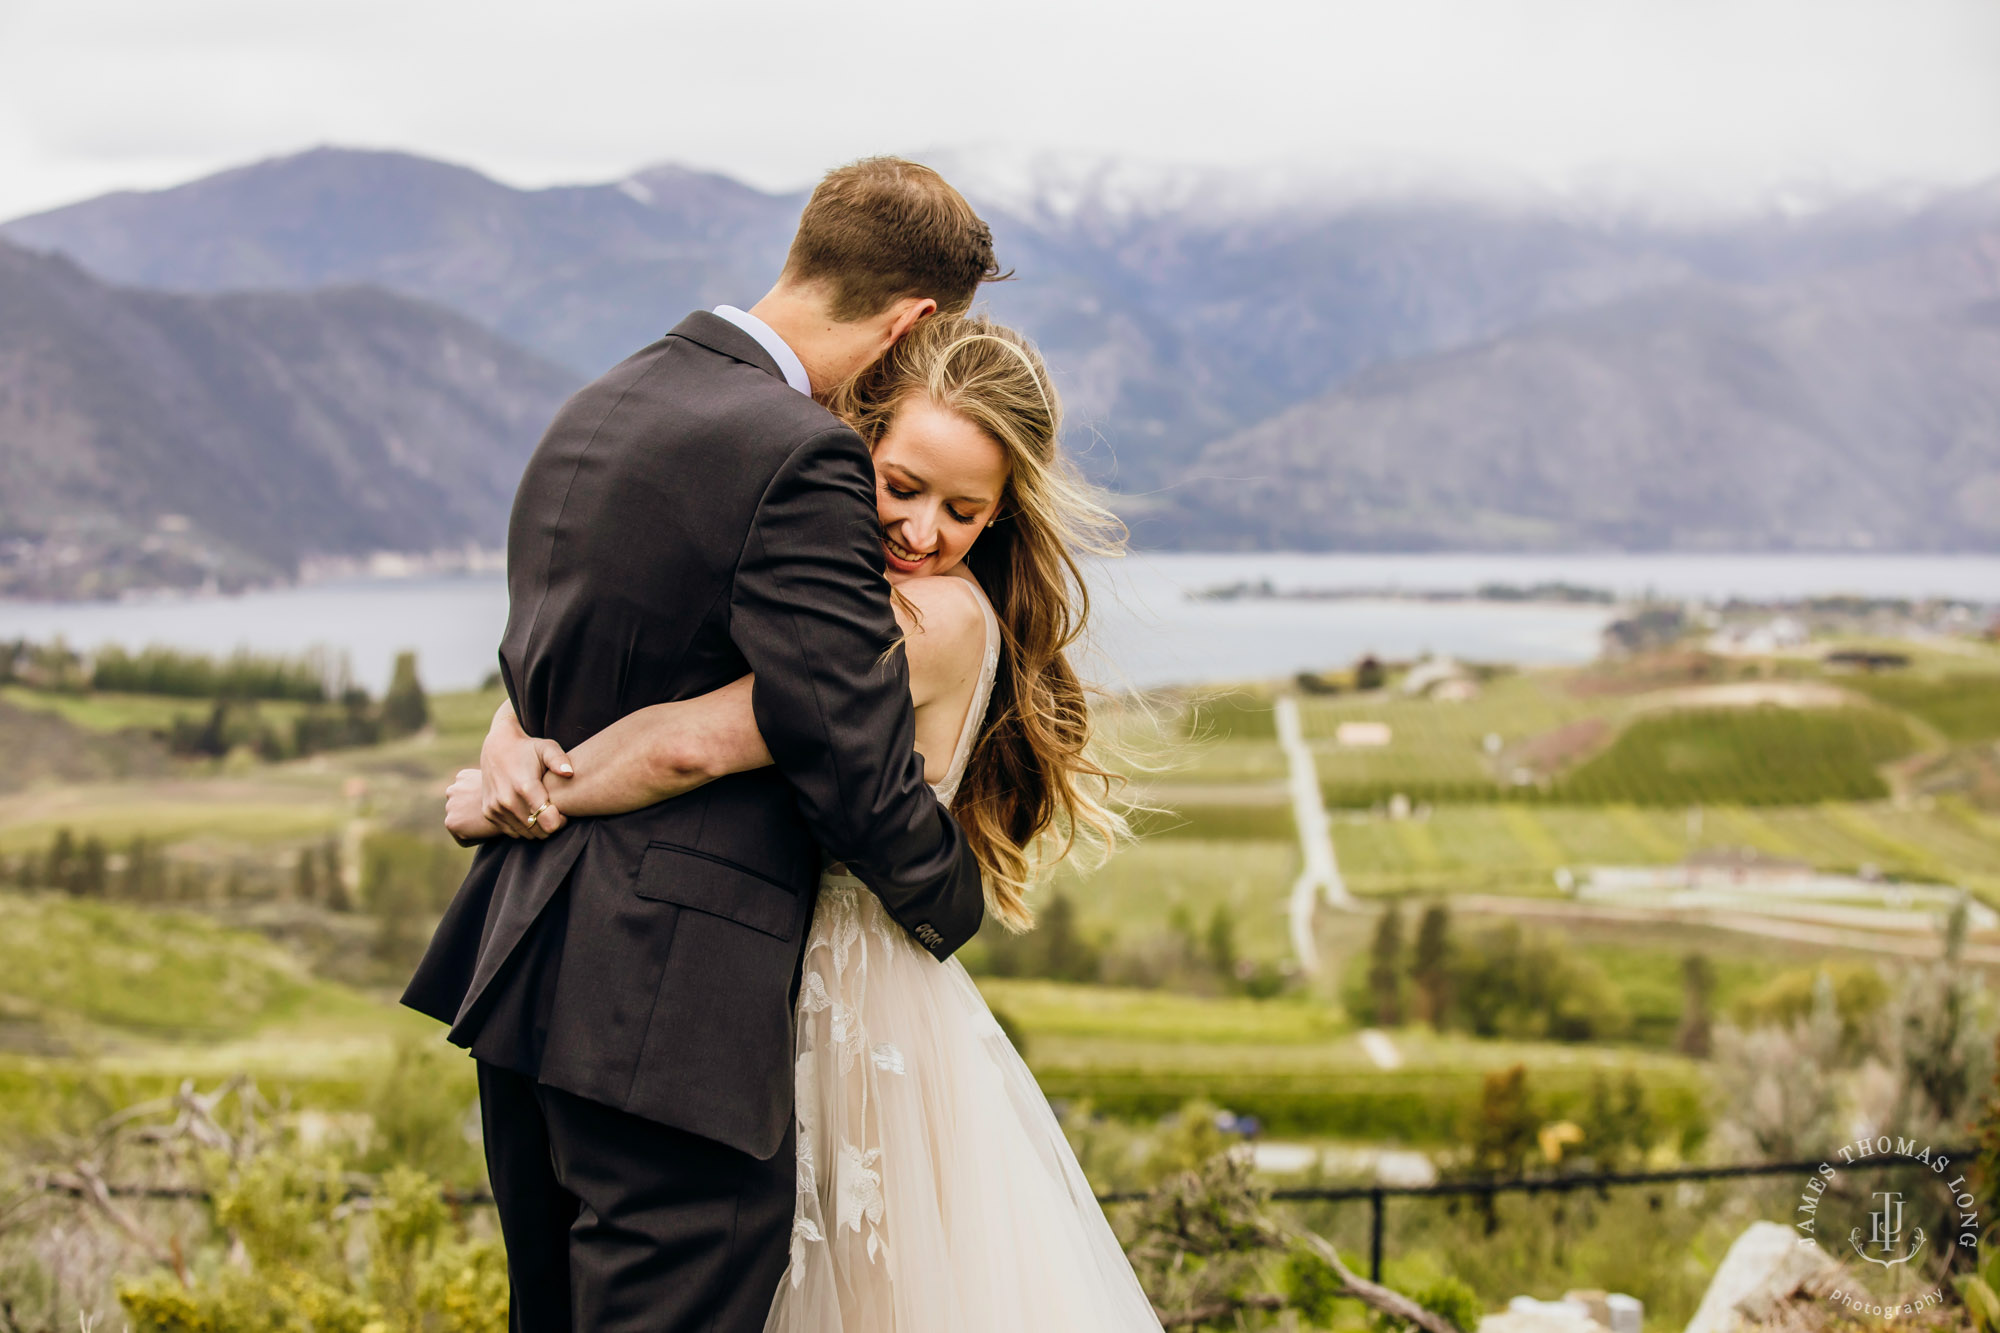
[444, 706, 575, 843]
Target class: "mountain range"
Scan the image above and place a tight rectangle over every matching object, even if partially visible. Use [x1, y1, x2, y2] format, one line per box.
[1157, 234, 2000, 551]
[2, 147, 1997, 583]
[0, 237, 575, 597]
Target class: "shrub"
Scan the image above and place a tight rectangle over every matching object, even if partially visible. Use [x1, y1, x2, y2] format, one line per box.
[363, 830, 474, 971]
[117, 1151, 506, 1333]
[1447, 921, 1629, 1043]
[973, 889, 1103, 982]
[1468, 1065, 1539, 1177]
[361, 1038, 485, 1188]
[1729, 960, 1888, 1053]
[293, 693, 385, 755]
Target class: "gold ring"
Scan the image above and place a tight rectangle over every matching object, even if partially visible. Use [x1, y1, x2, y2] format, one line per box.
[526, 801, 551, 829]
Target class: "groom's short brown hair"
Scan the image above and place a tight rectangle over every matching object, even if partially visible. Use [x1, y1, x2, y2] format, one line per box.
[783, 158, 1001, 320]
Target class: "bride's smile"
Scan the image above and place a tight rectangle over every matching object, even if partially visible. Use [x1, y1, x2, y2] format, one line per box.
[871, 396, 1007, 583]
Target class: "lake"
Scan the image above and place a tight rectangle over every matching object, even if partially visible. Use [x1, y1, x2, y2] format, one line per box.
[0, 552, 1994, 693]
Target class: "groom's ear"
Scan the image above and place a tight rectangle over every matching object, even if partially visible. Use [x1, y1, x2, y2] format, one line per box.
[884, 297, 938, 347]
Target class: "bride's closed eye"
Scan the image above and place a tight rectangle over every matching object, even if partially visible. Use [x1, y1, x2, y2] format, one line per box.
[885, 481, 979, 526]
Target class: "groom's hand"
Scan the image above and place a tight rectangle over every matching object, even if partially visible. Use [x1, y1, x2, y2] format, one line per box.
[445, 769, 501, 844]
[479, 723, 574, 840]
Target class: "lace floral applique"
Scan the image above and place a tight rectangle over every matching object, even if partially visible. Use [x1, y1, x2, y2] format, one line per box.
[865, 903, 902, 951]
[870, 1042, 905, 1075]
[793, 1053, 820, 1192]
[787, 1214, 823, 1285]
[827, 889, 865, 977]
[836, 1142, 889, 1264]
[827, 1002, 865, 1073]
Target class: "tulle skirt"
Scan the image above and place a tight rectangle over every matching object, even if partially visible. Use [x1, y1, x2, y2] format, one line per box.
[764, 873, 1163, 1332]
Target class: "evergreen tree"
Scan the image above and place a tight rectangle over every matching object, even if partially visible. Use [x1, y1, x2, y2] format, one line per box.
[1411, 902, 1452, 1028]
[45, 827, 77, 892]
[295, 846, 319, 904]
[76, 835, 108, 897]
[1471, 1064, 1539, 1179]
[195, 701, 231, 757]
[1039, 891, 1101, 983]
[119, 835, 150, 900]
[1204, 903, 1238, 985]
[1580, 1070, 1655, 1169]
[1676, 952, 1716, 1057]
[1366, 903, 1405, 1025]
[382, 651, 431, 737]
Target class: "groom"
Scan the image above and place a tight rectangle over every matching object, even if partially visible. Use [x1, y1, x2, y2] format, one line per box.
[403, 159, 1001, 1332]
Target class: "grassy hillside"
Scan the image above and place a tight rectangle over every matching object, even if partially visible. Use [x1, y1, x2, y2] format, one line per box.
[0, 893, 315, 1044]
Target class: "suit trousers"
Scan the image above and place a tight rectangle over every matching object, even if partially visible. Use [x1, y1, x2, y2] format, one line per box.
[477, 1061, 795, 1333]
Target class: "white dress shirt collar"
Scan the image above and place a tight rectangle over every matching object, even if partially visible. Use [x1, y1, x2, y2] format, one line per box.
[711, 305, 813, 397]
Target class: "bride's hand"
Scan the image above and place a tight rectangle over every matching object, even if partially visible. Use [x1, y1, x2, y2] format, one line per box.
[479, 712, 574, 839]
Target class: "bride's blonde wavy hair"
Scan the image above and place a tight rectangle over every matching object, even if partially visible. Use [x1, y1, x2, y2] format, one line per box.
[828, 314, 1129, 931]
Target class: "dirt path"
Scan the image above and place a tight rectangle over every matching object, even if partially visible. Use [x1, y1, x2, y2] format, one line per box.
[1276, 695, 1356, 973]
[1639, 680, 1856, 711]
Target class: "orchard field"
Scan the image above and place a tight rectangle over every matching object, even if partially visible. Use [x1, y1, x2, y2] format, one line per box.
[0, 629, 1996, 1327]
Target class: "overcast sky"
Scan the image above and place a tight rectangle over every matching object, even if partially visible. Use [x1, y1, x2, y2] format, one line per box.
[1, 0, 1996, 220]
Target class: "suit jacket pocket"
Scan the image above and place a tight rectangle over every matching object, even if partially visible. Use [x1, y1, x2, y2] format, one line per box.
[634, 842, 804, 940]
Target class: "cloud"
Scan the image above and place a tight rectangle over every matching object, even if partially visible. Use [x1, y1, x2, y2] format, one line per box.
[2, 0, 1996, 219]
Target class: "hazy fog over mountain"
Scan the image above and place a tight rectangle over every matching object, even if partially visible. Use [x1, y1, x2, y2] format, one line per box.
[3, 148, 1997, 578]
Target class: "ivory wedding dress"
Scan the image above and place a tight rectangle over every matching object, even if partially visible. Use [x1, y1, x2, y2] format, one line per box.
[764, 576, 1163, 1332]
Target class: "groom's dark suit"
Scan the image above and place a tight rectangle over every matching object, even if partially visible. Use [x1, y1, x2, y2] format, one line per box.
[403, 311, 986, 1332]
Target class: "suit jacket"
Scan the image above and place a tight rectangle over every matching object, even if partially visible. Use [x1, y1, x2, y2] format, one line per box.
[402, 311, 987, 1160]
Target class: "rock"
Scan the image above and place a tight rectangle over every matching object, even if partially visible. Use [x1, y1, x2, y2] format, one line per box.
[1479, 1296, 1608, 1333]
[1562, 1290, 1645, 1333]
[1604, 1293, 1644, 1333]
[1684, 1221, 1841, 1333]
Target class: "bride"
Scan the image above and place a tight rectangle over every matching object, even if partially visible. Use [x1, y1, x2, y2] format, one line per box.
[446, 314, 1166, 1331]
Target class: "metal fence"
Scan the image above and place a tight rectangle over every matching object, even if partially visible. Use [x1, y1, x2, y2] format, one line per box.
[44, 1145, 1977, 1285]
[1102, 1146, 1978, 1282]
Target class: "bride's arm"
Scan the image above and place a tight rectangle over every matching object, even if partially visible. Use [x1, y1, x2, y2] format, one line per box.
[460, 576, 987, 833]
[447, 685, 766, 842]
[545, 676, 769, 816]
